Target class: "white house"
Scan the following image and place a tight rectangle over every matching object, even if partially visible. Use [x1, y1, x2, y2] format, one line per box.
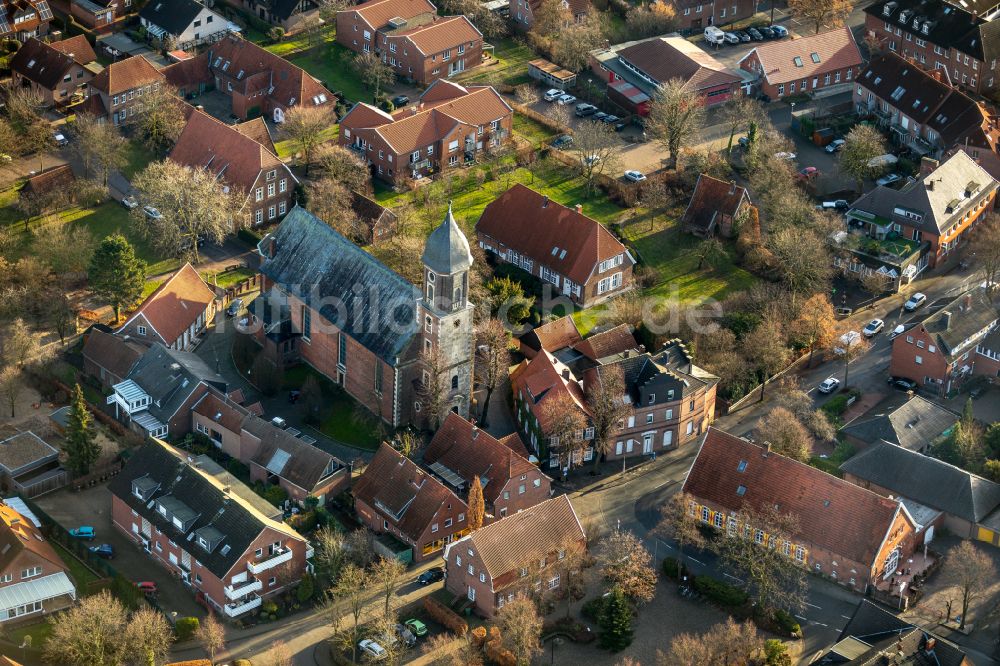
[139, 0, 235, 49]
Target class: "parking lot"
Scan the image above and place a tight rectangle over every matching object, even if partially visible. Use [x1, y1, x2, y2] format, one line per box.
[35, 484, 204, 619]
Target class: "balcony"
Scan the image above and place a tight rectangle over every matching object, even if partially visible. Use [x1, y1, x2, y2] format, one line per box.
[306, 546, 315, 560]
[224, 577, 262, 600]
[247, 547, 293, 574]
[223, 593, 262, 617]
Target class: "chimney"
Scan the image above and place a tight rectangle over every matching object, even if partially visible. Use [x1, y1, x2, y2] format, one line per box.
[763, 442, 771, 456]
[410, 106, 417, 116]
[471, 424, 479, 440]
[268, 236, 278, 259]
[729, 180, 737, 195]
[943, 310, 952, 329]
[920, 156, 940, 177]
[924, 638, 936, 653]
[575, 204, 583, 214]
[623, 350, 630, 358]
[542, 195, 549, 208]
[926, 179, 934, 191]
[964, 293, 973, 311]
[561, 369, 570, 380]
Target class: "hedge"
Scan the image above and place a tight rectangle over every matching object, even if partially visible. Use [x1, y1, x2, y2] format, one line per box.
[692, 576, 748, 608]
[773, 609, 801, 636]
[661, 557, 689, 581]
[174, 616, 200, 641]
[423, 596, 467, 636]
[581, 595, 606, 622]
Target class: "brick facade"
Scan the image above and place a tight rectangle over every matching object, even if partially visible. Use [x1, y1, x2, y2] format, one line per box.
[740, 48, 861, 100]
[354, 496, 469, 562]
[670, 0, 755, 30]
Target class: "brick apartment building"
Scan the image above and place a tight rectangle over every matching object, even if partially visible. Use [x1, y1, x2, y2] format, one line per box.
[353, 443, 470, 562]
[10, 36, 99, 107]
[739, 27, 863, 99]
[443, 495, 585, 617]
[670, 0, 755, 30]
[510, 0, 589, 31]
[476, 184, 635, 307]
[85, 54, 165, 125]
[889, 287, 999, 395]
[338, 79, 513, 184]
[110, 439, 311, 618]
[864, 0, 1000, 97]
[684, 428, 920, 593]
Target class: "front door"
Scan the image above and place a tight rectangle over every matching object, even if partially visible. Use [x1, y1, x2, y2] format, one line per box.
[643, 434, 653, 454]
[615, 441, 623, 455]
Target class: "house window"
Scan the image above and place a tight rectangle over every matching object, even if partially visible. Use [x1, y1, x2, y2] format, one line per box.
[302, 306, 311, 341]
[20, 566, 41, 579]
[267, 183, 275, 198]
[255, 187, 264, 202]
[646, 414, 653, 424]
[137, 325, 146, 336]
[431, 523, 439, 533]
[255, 209, 263, 225]
[338, 332, 347, 367]
[279, 201, 287, 215]
[915, 355, 923, 364]
[268, 206, 276, 220]
[279, 178, 287, 193]
[701, 506, 709, 522]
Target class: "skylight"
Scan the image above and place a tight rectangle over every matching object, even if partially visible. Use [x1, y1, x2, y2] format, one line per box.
[736, 485, 747, 496]
[810, 52, 821, 63]
[551, 247, 559, 256]
[737, 460, 748, 472]
[890, 85, 906, 100]
[793, 56, 803, 67]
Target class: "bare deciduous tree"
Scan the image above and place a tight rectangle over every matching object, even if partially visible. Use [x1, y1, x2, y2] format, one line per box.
[976, 214, 1000, 291]
[498, 595, 543, 666]
[70, 112, 128, 187]
[353, 50, 396, 101]
[136, 84, 187, 152]
[789, 293, 837, 367]
[330, 564, 369, 662]
[757, 407, 813, 462]
[538, 392, 587, 474]
[721, 91, 762, 157]
[312, 143, 372, 193]
[416, 346, 451, 430]
[196, 612, 226, 664]
[839, 124, 888, 193]
[371, 555, 407, 618]
[125, 606, 174, 666]
[740, 317, 790, 401]
[789, 0, 852, 34]
[572, 119, 622, 195]
[282, 104, 337, 174]
[597, 529, 657, 604]
[656, 491, 705, 569]
[942, 540, 997, 630]
[585, 364, 632, 472]
[0, 366, 22, 419]
[304, 176, 365, 241]
[475, 318, 510, 428]
[659, 617, 764, 665]
[646, 79, 706, 170]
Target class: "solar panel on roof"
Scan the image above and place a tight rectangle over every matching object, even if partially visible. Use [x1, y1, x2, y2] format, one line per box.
[36, 1, 53, 20]
[0, 8, 10, 33]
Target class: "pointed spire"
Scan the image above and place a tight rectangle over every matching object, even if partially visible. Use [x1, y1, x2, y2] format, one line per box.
[422, 199, 473, 275]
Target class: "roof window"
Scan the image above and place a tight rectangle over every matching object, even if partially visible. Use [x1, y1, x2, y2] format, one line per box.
[810, 52, 820, 63]
[793, 56, 803, 67]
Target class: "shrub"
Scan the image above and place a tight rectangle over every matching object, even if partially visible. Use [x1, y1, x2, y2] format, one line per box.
[226, 458, 250, 482]
[470, 625, 488, 646]
[296, 574, 315, 603]
[692, 576, 748, 608]
[237, 227, 263, 245]
[661, 557, 688, 580]
[174, 616, 200, 641]
[765, 638, 792, 665]
[423, 596, 468, 636]
[821, 394, 850, 418]
[581, 595, 606, 622]
[264, 483, 289, 507]
[234, 661, 253, 666]
[772, 609, 801, 636]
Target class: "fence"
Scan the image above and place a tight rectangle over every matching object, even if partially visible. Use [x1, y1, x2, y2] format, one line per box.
[723, 351, 813, 414]
[509, 101, 572, 137]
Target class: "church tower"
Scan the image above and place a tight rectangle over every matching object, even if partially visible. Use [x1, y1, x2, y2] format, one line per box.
[418, 201, 475, 421]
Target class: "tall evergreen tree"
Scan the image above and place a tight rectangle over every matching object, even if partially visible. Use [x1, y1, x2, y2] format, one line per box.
[65, 384, 101, 477]
[468, 476, 485, 531]
[598, 587, 633, 651]
[88, 234, 146, 323]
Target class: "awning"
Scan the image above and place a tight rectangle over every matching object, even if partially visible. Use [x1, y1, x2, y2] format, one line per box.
[145, 23, 166, 39]
[0, 572, 75, 610]
[132, 411, 166, 433]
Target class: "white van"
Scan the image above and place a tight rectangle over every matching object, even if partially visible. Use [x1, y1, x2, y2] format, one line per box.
[704, 26, 725, 45]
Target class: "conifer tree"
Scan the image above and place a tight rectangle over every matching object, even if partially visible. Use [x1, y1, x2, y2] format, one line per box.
[598, 587, 633, 651]
[468, 476, 485, 531]
[65, 384, 101, 477]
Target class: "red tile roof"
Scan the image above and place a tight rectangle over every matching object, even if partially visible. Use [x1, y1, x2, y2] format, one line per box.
[574, 324, 638, 361]
[11, 37, 93, 89]
[118, 263, 216, 345]
[353, 443, 466, 543]
[21, 163, 74, 196]
[348, 0, 436, 31]
[90, 54, 164, 95]
[425, 412, 543, 506]
[191, 390, 250, 435]
[681, 173, 750, 232]
[234, 117, 277, 155]
[0, 501, 69, 577]
[50, 35, 97, 66]
[385, 15, 481, 56]
[742, 26, 862, 86]
[617, 36, 740, 91]
[476, 184, 630, 285]
[519, 315, 583, 358]
[683, 428, 907, 567]
[510, 350, 589, 433]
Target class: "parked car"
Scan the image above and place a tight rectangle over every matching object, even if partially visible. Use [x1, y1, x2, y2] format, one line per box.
[359, 639, 387, 661]
[818, 377, 841, 394]
[863, 318, 885, 337]
[143, 205, 163, 221]
[575, 103, 597, 117]
[889, 324, 906, 339]
[601, 114, 620, 124]
[724, 32, 741, 44]
[825, 139, 846, 153]
[53, 131, 69, 147]
[903, 292, 927, 311]
[735, 30, 751, 42]
[583, 154, 601, 167]
[624, 170, 646, 183]
[592, 111, 609, 122]
[391, 95, 410, 107]
[136, 582, 158, 596]
[759, 26, 775, 38]
[835, 330, 861, 354]
[774, 151, 796, 160]
[226, 298, 243, 317]
[797, 166, 820, 180]
[121, 195, 139, 210]
[404, 619, 428, 637]
[551, 134, 573, 149]
[556, 94, 577, 106]
[89, 544, 115, 559]
[748, 27, 764, 40]
[771, 24, 789, 37]
[394, 624, 417, 647]
[876, 173, 903, 186]
[888, 376, 919, 392]
[69, 526, 95, 540]
[417, 567, 444, 585]
[543, 88, 562, 102]
[818, 199, 849, 210]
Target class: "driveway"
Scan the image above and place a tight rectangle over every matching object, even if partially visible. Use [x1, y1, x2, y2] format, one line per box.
[34, 485, 204, 619]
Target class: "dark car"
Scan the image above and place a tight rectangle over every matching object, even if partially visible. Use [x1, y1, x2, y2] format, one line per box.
[602, 114, 620, 124]
[888, 376, 919, 392]
[759, 26, 775, 38]
[748, 27, 764, 40]
[392, 95, 410, 107]
[738, 136, 751, 149]
[592, 111, 609, 122]
[416, 567, 445, 585]
[226, 298, 243, 317]
[551, 134, 573, 149]
[735, 30, 751, 42]
[89, 544, 115, 559]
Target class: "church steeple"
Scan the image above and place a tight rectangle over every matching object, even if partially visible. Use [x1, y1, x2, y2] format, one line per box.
[421, 202, 473, 312]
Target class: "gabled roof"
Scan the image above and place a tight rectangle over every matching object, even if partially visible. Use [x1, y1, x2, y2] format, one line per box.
[840, 440, 1000, 523]
[119, 263, 216, 346]
[424, 412, 543, 506]
[0, 432, 58, 475]
[476, 184, 631, 285]
[82, 328, 145, 381]
[917, 286, 998, 358]
[444, 495, 584, 583]
[234, 117, 277, 155]
[50, 35, 97, 67]
[574, 324, 637, 361]
[11, 37, 89, 89]
[683, 428, 906, 567]
[840, 395, 959, 451]
[244, 417, 342, 491]
[108, 439, 304, 578]
[510, 349, 589, 432]
[90, 54, 164, 95]
[21, 163, 75, 197]
[617, 36, 740, 91]
[865, 0, 1000, 64]
[170, 109, 287, 197]
[258, 206, 419, 364]
[385, 15, 481, 56]
[139, 0, 219, 37]
[190, 389, 250, 435]
[682, 173, 750, 233]
[126, 344, 227, 424]
[0, 501, 70, 576]
[353, 443, 465, 543]
[518, 315, 584, 358]
[351, 191, 395, 229]
[346, 0, 436, 31]
[740, 26, 862, 86]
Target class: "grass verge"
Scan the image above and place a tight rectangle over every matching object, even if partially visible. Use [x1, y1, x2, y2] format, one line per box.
[290, 44, 372, 104]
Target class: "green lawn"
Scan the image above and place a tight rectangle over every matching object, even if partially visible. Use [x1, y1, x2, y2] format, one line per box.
[141, 278, 165, 299]
[274, 123, 340, 159]
[265, 25, 337, 58]
[120, 140, 158, 179]
[290, 43, 372, 104]
[6, 620, 53, 649]
[52, 542, 100, 591]
[455, 38, 536, 88]
[281, 365, 382, 450]
[513, 114, 558, 146]
[201, 266, 255, 288]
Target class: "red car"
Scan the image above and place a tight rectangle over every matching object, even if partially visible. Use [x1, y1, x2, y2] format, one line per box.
[797, 166, 819, 180]
[136, 582, 158, 597]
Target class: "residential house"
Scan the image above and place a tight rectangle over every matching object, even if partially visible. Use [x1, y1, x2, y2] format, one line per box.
[244, 418, 348, 505]
[442, 495, 585, 617]
[510, 0, 589, 31]
[0, 501, 76, 623]
[118, 263, 218, 351]
[139, 0, 233, 50]
[976, 327, 1000, 378]
[842, 152, 998, 286]
[353, 443, 469, 562]
[231, 0, 318, 33]
[818, 599, 973, 665]
[476, 184, 635, 307]
[190, 390, 255, 460]
[670, 0, 755, 30]
[590, 36, 741, 112]
[854, 52, 997, 159]
[85, 54, 166, 126]
[864, 0, 1000, 97]
[82, 327, 146, 389]
[109, 439, 312, 617]
[382, 15, 483, 85]
[18, 164, 75, 201]
[841, 440, 1000, 547]
[738, 27, 863, 100]
[0, 432, 67, 498]
[683, 428, 920, 593]
[169, 110, 297, 227]
[351, 191, 398, 244]
[255, 204, 475, 427]
[840, 394, 959, 453]
[424, 412, 551, 519]
[163, 33, 331, 123]
[70, 0, 128, 30]
[10, 36, 100, 106]
[889, 286, 999, 394]
[336, 0, 435, 56]
[338, 79, 513, 184]
[0, 0, 53, 41]
[517, 315, 585, 360]
[681, 173, 752, 238]
[108, 343, 229, 439]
